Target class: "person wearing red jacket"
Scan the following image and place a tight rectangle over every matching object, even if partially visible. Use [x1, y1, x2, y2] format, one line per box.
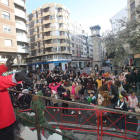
[0, 56, 32, 140]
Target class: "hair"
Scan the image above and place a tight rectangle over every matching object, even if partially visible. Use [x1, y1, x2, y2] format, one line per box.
[114, 81, 121, 87]
[99, 84, 108, 91]
[89, 92, 95, 96]
[120, 97, 125, 100]
[121, 91, 126, 97]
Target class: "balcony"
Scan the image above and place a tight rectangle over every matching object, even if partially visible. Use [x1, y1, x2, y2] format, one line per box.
[42, 3, 50, 9]
[37, 23, 41, 26]
[44, 28, 51, 32]
[45, 44, 52, 48]
[38, 14, 42, 18]
[44, 36, 52, 40]
[43, 20, 51, 24]
[34, 23, 38, 27]
[33, 31, 37, 35]
[59, 35, 68, 39]
[52, 35, 59, 39]
[39, 29, 43, 33]
[15, 8, 26, 19]
[40, 45, 44, 49]
[17, 45, 28, 53]
[52, 43, 60, 47]
[58, 19, 65, 24]
[58, 28, 66, 31]
[60, 43, 67, 46]
[62, 51, 71, 54]
[16, 22, 26, 31]
[35, 46, 38, 49]
[32, 17, 36, 21]
[43, 12, 50, 17]
[17, 36, 27, 43]
[14, 0, 25, 8]
[36, 53, 40, 56]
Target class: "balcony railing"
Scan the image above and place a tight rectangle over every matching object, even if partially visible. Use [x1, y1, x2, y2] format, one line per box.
[17, 36, 27, 43]
[14, 0, 25, 8]
[45, 44, 52, 48]
[15, 8, 26, 19]
[44, 36, 52, 40]
[43, 20, 51, 24]
[16, 22, 26, 31]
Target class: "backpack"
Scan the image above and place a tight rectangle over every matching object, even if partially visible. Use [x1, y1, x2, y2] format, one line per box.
[98, 93, 104, 101]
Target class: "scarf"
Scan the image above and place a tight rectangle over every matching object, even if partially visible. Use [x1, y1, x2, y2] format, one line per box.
[130, 95, 136, 99]
[117, 100, 124, 109]
[71, 85, 76, 95]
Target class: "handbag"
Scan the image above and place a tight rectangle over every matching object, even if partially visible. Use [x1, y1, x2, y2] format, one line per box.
[74, 94, 80, 99]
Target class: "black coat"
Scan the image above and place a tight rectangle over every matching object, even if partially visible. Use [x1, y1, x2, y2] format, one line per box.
[62, 94, 70, 107]
[111, 85, 119, 104]
[125, 74, 133, 84]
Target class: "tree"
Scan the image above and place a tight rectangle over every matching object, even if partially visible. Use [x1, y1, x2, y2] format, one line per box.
[102, 5, 140, 66]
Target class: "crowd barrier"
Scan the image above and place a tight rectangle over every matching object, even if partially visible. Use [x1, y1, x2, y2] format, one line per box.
[18, 106, 140, 140]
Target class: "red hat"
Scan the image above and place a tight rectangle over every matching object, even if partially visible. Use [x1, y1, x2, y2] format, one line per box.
[56, 82, 58, 85]
[52, 83, 55, 86]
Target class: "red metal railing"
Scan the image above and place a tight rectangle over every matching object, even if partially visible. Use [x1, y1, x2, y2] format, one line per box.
[18, 107, 140, 140]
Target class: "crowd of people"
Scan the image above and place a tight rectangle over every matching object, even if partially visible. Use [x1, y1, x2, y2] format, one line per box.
[9, 66, 140, 135]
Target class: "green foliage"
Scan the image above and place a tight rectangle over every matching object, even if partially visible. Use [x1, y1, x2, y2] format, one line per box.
[15, 90, 78, 140]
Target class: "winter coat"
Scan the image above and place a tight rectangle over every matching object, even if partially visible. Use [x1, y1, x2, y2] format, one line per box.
[62, 85, 82, 101]
[49, 83, 60, 93]
[111, 85, 119, 104]
[62, 94, 70, 107]
[113, 100, 128, 111]
[87, 78, 95, 90]
[128, 96, 138, 108]
[99, 91, 112, 107]
[133, 72, 140, 83]
[125, 74, 133, 84]
[0, 64, 21, 129]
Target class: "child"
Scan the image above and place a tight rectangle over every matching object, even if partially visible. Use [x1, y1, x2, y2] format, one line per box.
[49, 82, 61, 111]
[121, 91, 128, 107]
[62, 90, 70, 114]
[87, 92, 96, 105]
[128, 91, 138, 118]
[91, 100, 107, 126]
[79, 84, 86, 102]
[113, 97, 128, 132]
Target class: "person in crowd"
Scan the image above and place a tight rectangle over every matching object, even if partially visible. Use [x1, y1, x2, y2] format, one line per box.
[110, 73, 116, 81]
[111, 81, 121, 104]
[121, 91, 129, 107]
[134, 103, 140, 136]
[62, 90, 70, 114]
[128, 91, 138, 118]
[49, 82, 61, 111]
[80, 71, 88, 77]
[133, 70, 140, 94]
[118, 73, 126, 84]
[114, 69, 118, 76]
[125, 71, 133, 86]
[113, 97, 128, 132]
[61, 82, 81, 114]
[79, 84, 86, 102]
[96, 76, 103, 89]
[74, 75, 81, 83]
[98, 84, 114, 107]
[87, 76, 95, 91]
[44, 89, 51, 106]
[102, 71, 110, 79]
[87, 92, 96, 105]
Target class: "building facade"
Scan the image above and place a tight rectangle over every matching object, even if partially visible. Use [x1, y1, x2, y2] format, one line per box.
[69, 21, 92, 68]
[110, 7, 128, 34]
[26, 2, 71, 71]
[0, 0, 28, 69]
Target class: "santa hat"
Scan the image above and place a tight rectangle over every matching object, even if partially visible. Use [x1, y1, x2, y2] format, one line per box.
[52, 83, 55, 86]
[98, 100, 102, 104]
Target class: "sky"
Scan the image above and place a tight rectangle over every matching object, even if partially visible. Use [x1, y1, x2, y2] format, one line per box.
[26, 0, 127, 35]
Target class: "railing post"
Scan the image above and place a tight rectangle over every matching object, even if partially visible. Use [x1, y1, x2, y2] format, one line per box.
[33, 96, 41, 140]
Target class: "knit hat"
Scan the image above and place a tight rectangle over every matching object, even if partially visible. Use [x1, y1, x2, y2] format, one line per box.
[22, 89, 29, 94]
[52, 83, 55, 86]
[98, 100, 102, 103]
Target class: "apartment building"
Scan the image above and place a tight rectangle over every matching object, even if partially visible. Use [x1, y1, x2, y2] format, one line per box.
[69, 21, 91, 68]
[26, 2, 71, 71]
[127, 0, 140, 20]
[0, 0, 28, 68]
[127, 0, 140, 66]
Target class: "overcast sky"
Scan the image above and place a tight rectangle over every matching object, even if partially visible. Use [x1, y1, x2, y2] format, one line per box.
[26, 0, 127, 34]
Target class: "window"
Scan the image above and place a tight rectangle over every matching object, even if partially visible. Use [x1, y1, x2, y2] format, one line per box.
[131, 2, 135, 11]
[38, 19, 41, 23]
[1, 0, 9, 6]
[131, 13, 136, 20]
[3, 25, 11, 33]
[5, 39, 12, 47]
[72, 50, 75, 54]
[2, 11, 10, 20]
